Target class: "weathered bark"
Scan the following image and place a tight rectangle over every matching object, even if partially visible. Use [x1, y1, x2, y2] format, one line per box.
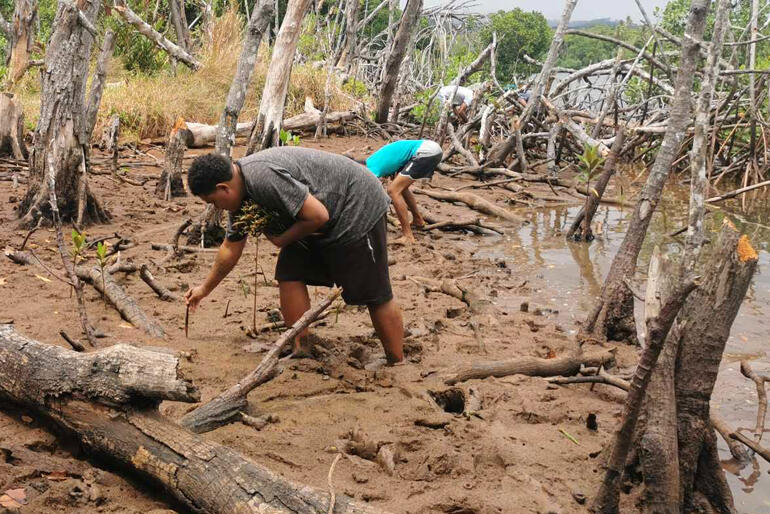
[168, 0, 192, 52]
[339, 0, 359, 71]
[6, 0, 38, 86]
[591, 247, 697, 514]
[156, 117, 188, 200]
[113, 0, 200, 70]
[673, 222, 758, 509]
[485, 0, 576, 166]
[215, 0, 273, 157]
[139, 264, 180, 302]
[0, 92, 27, 159]
[0, 325, 383, 514]
[246, 0, 313, 153]
[20, 0, 109, 228]
[84, 30, 115, 140]
[180, 289, 341, 433]
[413, 187, 522, 223]
[684, 0, 729, 273]
[566, 129, 625, 241]
[373, 0, 422, 124]
[583, 0, 710, 344]
[445, 349, 616, 385]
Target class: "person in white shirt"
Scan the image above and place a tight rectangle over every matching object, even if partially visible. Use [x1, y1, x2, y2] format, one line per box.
[437, 85, 474, 122]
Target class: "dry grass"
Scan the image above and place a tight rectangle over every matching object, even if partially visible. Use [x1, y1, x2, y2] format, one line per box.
[14, 8, 355, 142]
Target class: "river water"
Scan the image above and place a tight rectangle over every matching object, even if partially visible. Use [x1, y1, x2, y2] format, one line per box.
[467, 186, 770, 513]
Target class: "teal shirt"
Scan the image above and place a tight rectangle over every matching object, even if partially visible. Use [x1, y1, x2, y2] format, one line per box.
[366, 140, 424, 178]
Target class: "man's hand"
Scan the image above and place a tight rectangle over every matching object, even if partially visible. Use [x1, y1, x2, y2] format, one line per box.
[185, 285, 209, 313]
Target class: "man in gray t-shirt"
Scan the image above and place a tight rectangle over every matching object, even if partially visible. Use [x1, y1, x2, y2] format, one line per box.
[185, 148, 404, 365]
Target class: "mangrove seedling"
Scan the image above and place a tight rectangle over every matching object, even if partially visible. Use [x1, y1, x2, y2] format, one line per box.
[95, 242, 108, 307]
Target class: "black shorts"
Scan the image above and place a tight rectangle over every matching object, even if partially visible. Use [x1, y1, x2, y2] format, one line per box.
[275, 215, 393, 306]
[399, 141, 443, 180]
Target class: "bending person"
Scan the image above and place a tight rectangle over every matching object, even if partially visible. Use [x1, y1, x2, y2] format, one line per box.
[364, 139, 442, 244]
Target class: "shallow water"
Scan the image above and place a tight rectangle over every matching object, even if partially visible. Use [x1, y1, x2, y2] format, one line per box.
[469, 187, 770, 513]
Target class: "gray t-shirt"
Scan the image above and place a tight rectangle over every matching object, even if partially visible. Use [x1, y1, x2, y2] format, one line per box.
[227, 147, 390, 248]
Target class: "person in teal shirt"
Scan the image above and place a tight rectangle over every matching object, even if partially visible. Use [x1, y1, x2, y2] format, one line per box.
[364, 139, 442, 243]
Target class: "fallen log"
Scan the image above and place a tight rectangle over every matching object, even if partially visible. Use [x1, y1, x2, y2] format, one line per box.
[413, 188, 523, 223]
[422, 216, 503, 234]
[0, 324, 384, 514]
[139, 264, 180, 302]
[181, 110, 354, 148]
[445, 348, 616, 385]
[181, 289, 342, 433]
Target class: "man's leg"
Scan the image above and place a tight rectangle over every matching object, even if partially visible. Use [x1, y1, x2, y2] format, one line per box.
[278, 280, 312, 355]
[368, 299, 404, 364]
[387, 174, 417, 242]
[402, 187, 425, 227]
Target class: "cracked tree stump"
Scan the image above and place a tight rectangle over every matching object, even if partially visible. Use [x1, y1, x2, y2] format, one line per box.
[0, 325, 385, 514]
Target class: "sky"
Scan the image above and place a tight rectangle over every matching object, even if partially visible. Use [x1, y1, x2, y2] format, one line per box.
[424, 0, 672, 22]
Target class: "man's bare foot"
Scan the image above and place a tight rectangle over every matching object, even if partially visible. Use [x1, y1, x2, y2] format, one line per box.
[392, 234, 416, 246]
[364, 356, 406, 371]
[290, 336, 315, 359]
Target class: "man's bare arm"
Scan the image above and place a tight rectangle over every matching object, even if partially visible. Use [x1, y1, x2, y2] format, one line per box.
[185, 237, 247, 310]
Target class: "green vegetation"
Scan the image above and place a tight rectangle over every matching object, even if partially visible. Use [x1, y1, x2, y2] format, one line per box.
[482, 9, 551, 82]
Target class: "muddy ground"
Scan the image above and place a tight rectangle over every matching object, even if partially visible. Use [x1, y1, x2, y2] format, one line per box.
[1, 134, 661, 514]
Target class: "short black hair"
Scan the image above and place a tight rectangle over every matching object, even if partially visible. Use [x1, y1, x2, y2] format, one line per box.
[187, 153, 233, 195]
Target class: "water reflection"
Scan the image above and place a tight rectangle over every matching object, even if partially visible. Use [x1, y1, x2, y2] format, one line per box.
[468, 187, 770, 513]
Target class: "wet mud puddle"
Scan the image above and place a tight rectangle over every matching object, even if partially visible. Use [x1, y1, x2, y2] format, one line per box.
[465, 190, 770, 513]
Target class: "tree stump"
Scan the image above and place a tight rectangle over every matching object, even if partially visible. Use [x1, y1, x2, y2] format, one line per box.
[156, 117, 188, 200]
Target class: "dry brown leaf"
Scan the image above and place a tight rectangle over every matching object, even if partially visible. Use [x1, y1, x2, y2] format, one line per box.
[0, 488, 27, 508]
[34, 274, 51, 283]
[46, 471, 69, 481]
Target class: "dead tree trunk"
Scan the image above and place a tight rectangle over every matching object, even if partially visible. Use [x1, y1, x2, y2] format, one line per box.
[566, 129, 625, 241]
[168, 0, 192, 52]
[246, 0, 313, 153]
[339, 0, 359, 72]
[0, 92, 27, 159]
[6, 0, 38, 86]
[0, 325, 384, 514]
[671, 222, 757, 510]
[485, 0, 576, 166]
[157, 117, 189, 199]
[582, 0, 710, 344]
[373, 0, 422, 124]
[19, 0, 109, 228]
[84, 30, 116, 139]
[216, 0, 273, 157]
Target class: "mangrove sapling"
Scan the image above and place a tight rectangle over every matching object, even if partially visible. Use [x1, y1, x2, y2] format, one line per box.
[575, 143, 605, 242]
[95, 242, 108, 307]
[231, 200, 283, 334]
[70, 229, 87, 297]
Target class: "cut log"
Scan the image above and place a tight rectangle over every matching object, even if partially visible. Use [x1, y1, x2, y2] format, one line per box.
[0, 325, 385, 514]
[0, 93, 28, 160]
[413, 188, 523, 223]
[181, 111, 354, 148]
[180, 289, 341, 433]
[444, 348, 616, 385]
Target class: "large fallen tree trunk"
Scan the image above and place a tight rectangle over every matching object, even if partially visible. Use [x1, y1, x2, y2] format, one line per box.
[0, 324, 384, 514]
[182, 111, 353, 148]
